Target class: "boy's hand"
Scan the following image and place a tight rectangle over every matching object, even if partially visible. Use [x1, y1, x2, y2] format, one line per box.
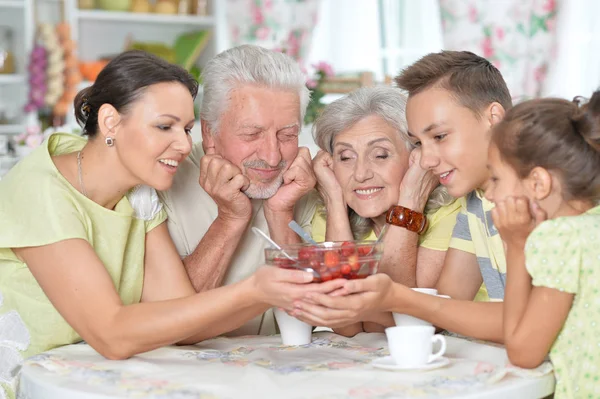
[398, 148, 438, 211]
[491, 196, 547, 248]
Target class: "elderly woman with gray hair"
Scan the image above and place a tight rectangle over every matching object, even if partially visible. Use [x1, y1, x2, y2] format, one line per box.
[310, 86, 460, 336]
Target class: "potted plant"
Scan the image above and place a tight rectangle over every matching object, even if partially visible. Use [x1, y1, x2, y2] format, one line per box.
[304, 61, 334, 125]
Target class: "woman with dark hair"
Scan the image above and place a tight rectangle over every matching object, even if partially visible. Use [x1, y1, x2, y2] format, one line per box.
[0, 50, 339, 399]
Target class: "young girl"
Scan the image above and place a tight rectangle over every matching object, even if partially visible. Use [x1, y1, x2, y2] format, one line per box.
[485, 91, 600, 398]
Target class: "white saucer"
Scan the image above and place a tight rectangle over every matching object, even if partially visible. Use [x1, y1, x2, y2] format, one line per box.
[371, 356, 450, 371]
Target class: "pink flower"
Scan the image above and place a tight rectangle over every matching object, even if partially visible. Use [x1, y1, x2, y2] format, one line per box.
[306, 79, 318, 89]
[495, 27, 505, 40]
[543, 0, 556, 12]
[255, 26, 270, 40]
[25, 134, 43, 148]
[286, 33, 300, 58]
[14, 132, 28, 144]
[26, 125, 40, 135]
[546, 17, 556, 32]
[533, 65, 547, 83]
[231, 26, 240, 43]
[251, 5, 264, 25]
[468, 5, 478, 23]
[482, 37, 494, 58]
[312, 61, 334, 77]
[264, 0, 273, 9]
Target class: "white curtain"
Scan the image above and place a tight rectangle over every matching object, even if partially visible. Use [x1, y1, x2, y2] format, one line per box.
[307, 0, 443, 81]
[378, 0, 444, 79]
[542, 0, 600, 99]
[307, 0, 381, 78]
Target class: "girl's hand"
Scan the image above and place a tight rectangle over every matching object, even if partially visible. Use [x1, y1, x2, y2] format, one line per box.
[492, 197, 547, 248]
[312, 150, 346, 209]
[290, 274, 395, 327]
[398, 148, 438, 211]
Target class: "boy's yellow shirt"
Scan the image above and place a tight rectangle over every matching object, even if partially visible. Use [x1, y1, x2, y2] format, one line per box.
[449, 190, 506, 301]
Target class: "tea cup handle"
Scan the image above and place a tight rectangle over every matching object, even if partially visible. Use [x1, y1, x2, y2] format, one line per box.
[428, 334, 446, 363]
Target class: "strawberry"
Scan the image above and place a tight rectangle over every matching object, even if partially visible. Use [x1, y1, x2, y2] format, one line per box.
[298, 247, 314, 261]
[274, 257, 293, 269]
[324, 250, 340, 268]
[357, 245, 373, 256]
[340, 241, 356, 257]
[340, 264, 351, 275]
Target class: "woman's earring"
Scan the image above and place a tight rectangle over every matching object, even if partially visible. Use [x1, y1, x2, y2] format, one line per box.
[105, 137, 115, 147]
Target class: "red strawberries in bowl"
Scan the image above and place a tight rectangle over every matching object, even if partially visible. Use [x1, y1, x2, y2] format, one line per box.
[265, 240, 383, 283]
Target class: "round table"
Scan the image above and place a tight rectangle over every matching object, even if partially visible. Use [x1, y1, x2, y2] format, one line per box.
[19, 332, 555, 399]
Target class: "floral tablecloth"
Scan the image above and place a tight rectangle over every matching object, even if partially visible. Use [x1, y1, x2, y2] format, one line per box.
[18, 332, 554, 399]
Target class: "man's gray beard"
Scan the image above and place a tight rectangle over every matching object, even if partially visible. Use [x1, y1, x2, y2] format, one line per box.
[243, 175, 284, 199]
[241, 159, 287, 199]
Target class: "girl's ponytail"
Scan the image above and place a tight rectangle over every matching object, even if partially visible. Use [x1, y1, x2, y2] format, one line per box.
[572, 91, 600, 153]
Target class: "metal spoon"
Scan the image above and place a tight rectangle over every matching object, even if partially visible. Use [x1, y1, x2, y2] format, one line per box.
[367, 223, 388, 255]
[251, 227, 320, 278]
[358, 223, 389, 275]
[288, 220, 317, 245]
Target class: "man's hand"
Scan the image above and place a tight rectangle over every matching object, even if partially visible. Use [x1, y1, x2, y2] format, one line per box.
[491, 196, 547, 249]
[200, 148, 252, 223]
[398, 148, 439, 211]
[313, 150, 345, 209]
[265, 147, 316, 213]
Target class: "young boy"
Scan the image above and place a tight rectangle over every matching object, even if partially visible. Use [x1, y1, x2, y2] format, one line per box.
[293, 51, 513, 343]
[397, 50, 512, 303]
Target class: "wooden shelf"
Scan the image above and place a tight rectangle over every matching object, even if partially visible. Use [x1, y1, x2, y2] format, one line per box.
[0, 124, 24, 134]
[0, 74, 25, 84]
[0, 1, 25, 8]
[76, 10, 214, 26]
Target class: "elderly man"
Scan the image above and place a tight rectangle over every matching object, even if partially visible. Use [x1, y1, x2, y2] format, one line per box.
[159, 45, 318, 336]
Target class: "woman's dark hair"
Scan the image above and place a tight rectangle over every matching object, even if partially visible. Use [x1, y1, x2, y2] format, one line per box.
[74, 50, 199, 137]
[492, 90, 600, 203]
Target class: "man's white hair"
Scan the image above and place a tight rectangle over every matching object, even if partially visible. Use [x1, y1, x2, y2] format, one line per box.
[200, 44, 310, 134]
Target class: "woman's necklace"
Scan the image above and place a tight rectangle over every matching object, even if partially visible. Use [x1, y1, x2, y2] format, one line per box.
[77, 151, 88, 198]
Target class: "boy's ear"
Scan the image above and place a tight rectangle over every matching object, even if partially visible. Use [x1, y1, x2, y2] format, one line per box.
[200, 119, 216, 155]
[526, 166, 553, 201]
[486, 102, 506, 127]
[98, 103, 121, 139]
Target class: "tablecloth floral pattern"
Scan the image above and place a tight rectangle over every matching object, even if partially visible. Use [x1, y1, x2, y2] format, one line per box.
[18, 332, 552, 399]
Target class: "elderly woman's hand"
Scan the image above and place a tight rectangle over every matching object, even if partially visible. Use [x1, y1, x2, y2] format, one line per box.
[290, 274, 397, 327]
[398, 148, 438, 212]
[312, 150, 346, 209]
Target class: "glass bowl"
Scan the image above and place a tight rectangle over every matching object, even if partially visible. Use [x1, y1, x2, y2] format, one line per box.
[265, 240, 383, 283]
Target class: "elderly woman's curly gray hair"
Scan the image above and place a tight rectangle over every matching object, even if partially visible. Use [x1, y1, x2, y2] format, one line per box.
[200, 45, 310, 134]
[312, 86, 453, 240]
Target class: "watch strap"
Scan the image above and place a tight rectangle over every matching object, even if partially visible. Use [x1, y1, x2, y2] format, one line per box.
[385, 205, 428, 234]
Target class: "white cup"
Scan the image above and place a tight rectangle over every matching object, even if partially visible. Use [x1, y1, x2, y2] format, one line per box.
[385, 325, 446, 368]
[273, 308, 313, 346]
[392, 288, 438, 327]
